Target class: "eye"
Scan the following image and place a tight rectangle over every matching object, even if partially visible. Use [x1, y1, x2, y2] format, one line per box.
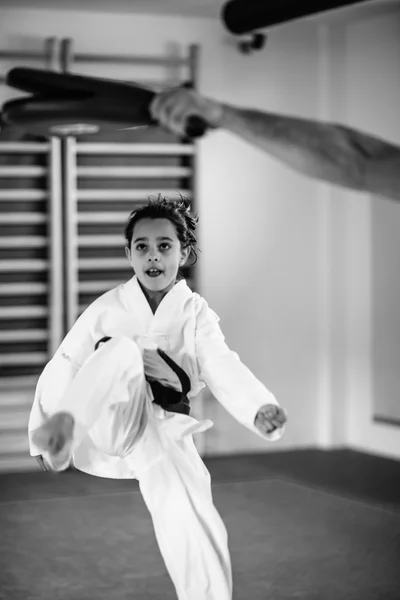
[135, 244, 146, 251]
[159, 243, 171, 251]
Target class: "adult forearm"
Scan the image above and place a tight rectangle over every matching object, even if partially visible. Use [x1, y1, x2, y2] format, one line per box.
[151, 88, 400, 200]
[218, 105, 367, 191]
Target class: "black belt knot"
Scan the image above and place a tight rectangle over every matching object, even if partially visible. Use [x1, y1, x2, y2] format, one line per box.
[94, 337, 191, 415]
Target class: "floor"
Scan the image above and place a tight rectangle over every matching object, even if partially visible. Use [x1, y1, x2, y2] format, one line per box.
[1, 448, 400, 600]
[1, 448, 400, 512]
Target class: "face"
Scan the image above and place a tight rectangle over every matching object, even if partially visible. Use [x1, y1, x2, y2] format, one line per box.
[125, 218, 190, 293]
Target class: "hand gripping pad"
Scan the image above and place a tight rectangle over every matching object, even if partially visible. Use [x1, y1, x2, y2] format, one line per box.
[2, 68, 208, 138]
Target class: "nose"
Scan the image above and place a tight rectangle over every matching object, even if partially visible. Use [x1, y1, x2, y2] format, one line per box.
[148, 252, 159, 262]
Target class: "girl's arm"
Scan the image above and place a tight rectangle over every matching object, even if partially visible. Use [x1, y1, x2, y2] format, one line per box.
[195, 298, 285, 441]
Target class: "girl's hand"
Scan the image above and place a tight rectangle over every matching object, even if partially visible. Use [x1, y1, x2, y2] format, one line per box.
[254, 403, 287, 435]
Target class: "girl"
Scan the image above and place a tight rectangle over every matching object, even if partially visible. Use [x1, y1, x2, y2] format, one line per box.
[29, 195, 287, 600]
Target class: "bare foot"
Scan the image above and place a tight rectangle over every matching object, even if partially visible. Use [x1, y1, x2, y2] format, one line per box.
[31, 412, 75, 472]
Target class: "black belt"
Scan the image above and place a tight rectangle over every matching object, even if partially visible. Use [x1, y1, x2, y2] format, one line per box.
[94, 336, 191, 415]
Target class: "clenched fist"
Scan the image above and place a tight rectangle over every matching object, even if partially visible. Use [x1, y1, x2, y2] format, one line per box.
[150, 88, 223, 137]
[254, 403, 287, 435]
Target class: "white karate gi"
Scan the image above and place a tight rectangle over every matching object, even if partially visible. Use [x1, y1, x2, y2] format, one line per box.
[28, 275, 284, 600]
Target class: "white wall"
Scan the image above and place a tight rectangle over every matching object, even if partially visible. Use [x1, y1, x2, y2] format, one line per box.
[199, 23, 324, 453]
[315, 8, 400, 460]
[343, 11, 400, 459]
[203, 5, 400, 459]
[1, 8, 324, 456]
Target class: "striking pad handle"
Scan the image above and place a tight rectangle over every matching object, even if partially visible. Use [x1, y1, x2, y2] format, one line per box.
[185, 115, 208, 139]
[181, 81, 209, 139]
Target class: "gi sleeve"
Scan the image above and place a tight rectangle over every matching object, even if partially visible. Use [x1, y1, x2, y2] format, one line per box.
[28, 303, 99, 456]
[195, 298, 285, 442]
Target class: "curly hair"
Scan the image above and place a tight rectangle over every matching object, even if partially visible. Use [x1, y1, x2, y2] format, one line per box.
[124, 193, 200, 265]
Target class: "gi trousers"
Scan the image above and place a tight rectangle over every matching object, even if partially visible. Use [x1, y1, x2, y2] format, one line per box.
[36, 337, 233, 600]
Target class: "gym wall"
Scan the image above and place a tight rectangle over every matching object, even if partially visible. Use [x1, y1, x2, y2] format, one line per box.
[0, 10, 324, 470]
[334, 11, 400, 458]
[1, 2, 400, 470]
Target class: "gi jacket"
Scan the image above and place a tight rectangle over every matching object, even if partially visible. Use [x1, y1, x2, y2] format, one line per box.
[28, 276, 283, 478]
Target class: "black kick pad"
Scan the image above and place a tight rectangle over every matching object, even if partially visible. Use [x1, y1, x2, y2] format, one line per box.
[1, 68, 208, 139]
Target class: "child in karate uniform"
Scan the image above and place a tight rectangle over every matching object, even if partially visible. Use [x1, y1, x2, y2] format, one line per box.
[29, 195, 288, 600]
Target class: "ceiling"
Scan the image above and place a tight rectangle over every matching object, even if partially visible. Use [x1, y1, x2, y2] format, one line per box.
[0, 0, 223, 18]
[0, 0, 399, 23]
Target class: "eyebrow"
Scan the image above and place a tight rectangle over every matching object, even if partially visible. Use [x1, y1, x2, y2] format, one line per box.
[133, 236, 174, 243]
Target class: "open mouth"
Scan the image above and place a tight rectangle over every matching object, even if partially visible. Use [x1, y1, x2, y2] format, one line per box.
[146, 268, 163, 278]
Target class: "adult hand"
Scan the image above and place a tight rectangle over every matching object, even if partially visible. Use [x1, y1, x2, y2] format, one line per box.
[150, 87, 223, 136]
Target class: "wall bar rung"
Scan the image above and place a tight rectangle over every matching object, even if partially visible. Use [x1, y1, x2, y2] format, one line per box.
[0, 237, 47, 248]
[0, 190, 48, 201]
[78, 213, 131, 224]
[77, 189, 191, 201]
[0, 353, 48, 366]
[0, 329, 47, 342]
[0, 306, 48, 318]
[76, 166, 192, 178]
[0, 375, 39, 390]
[76, 143, 195, 155]
[0, 166, 47, 177]
[0, 282, 48, 294]
[0, 143, 50, 153]
[1, 412, 31, 431]
[79, 258, 128, 270]
[79, 235, 124, 247]
[0, 259, 48, 272]
[0, 51, 51, 60]
[79, 280, 122, 293]
[0, 213, 47, 224]
[73, 54, 189, 67]
[0, 436, 29, 454]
